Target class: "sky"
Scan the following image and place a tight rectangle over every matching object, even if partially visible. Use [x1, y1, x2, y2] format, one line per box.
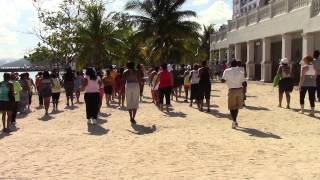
[0, 0, 232, 61]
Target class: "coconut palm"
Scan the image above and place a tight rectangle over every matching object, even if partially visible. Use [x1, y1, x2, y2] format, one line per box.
[125, 0, 200, 64]
[76, 1, 124, 68]
[197, 24, 215, 61]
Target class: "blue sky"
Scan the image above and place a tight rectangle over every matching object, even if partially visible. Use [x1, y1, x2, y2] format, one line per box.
[0, 0, 232, 61]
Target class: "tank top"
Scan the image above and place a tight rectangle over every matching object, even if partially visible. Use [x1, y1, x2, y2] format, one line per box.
[52, 78, 61, 93]
[199, 67, 211, 85]
[85, 77, 100, 93]
[0, 81, 9, 101]
[190, 70, 200, 84]
[302, 65, 316, 87]
[159, 70, 172, 88]
[281, 66, 291, 78]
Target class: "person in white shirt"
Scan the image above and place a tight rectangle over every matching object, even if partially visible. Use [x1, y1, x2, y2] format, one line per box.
[222, 60, 246, 129]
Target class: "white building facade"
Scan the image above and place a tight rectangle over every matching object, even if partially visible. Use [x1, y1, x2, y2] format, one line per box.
[234, 0, 269, 17]
[211, 0, 320, 82]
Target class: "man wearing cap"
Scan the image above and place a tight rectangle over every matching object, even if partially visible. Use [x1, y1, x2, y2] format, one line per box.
[222, 60, 246, 129]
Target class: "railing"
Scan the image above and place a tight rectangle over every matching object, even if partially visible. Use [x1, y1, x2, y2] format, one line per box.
[290, 0, 310, 10]
[237, 16, 247, 28]
[258, 5, 271, 21]
[211, 0, 319, 43]
[272, 0, 286, 16]
[311, 0, 320, 16]
[247, 11, 258, 25]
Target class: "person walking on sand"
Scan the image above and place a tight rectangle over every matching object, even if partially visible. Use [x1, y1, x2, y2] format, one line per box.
[189, 64, 200, 108]
[299, 56, 317, 116]
[35, 72, 43, 108]
[103, 70, 113, 107]
[83, 67, 101, 125]
[11, 73, 22, 126]
[137, 64, 145, 101]
[40, 71, 52, 116]
[124, 61, 142, 124]
[312, 50, 320, 101]
[63, 67, 75, 107]
[74, 71, 83, 103]
[115, 68, 126, 108]
[237, 61, 247, 106]
[19, 73, 30, 113]
[26, 73, 36, 111]
[155, 63, 173, 112]
[183, 65, 191, 102]
[0, 73, 15, 133]
[222, 60, 246, 129]
[277, 58, 293, 109]
[198, 60, 212, 112]
[51, 73, 61, 112]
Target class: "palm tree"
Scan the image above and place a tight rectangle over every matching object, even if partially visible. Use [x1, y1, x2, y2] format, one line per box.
[76, 1, 124, 68]
[197, 24, 215, 61]
[125, 0, 200, 64]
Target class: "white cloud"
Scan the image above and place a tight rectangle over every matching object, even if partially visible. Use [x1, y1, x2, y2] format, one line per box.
[196, 0, 232, 27]
[192, 0, 209, 5]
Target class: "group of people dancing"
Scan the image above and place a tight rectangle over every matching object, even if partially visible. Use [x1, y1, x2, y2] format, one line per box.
[2, 51, 320, 132]
[149, 61, 212, 112]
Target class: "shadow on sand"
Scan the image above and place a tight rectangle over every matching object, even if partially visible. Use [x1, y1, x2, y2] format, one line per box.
[236, 127, 282, 139]
[50, 110, 64, 115]
[164, 111, 187, 118]
[0, 131, 11, 140]
[87, 124, 109, 136]
[128, 124, 157, 135]
[64, 105, 79, 110]
[206, 109, 231, 120]
[38, 115, 55, 121]
[245, 105, 270, 111]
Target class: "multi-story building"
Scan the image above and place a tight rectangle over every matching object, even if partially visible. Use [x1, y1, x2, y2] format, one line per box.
[234, 0, 269, 17]
[211, 0, 320, 83]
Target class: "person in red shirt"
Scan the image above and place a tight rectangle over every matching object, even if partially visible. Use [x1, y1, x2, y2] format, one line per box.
[154, 63, 173, 112]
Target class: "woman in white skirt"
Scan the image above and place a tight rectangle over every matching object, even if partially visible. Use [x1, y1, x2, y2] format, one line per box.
[124, 61, 142, 124]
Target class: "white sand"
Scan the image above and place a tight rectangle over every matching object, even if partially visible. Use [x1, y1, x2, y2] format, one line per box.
[1, 82, 320, 179]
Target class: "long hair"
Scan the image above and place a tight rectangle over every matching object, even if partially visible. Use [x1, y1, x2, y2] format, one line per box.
[86, 67, 97, 80]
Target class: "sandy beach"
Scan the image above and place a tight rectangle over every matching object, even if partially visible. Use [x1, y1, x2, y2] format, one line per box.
[1, 82, 320, 180]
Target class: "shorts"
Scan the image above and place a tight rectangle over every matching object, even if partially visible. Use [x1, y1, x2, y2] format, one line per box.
[228, 88, 244, 110]
[199, 83, 211, 100]
[104, 85, 113, 95]
[0, 101, 14, 111]
[125, 83, 140, 109]
[52, 93, 60, 102]
[64, 81, 74, 97]
[190, 84, 200, 100]
[184, 84, 190, 89]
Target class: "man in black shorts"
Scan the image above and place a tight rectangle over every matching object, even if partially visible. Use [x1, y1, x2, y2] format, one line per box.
[198, 60, 211, 112]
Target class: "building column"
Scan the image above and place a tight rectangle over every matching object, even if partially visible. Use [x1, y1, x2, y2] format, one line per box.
[282, 33, 292, 62]
[261, 38, 272, 82]
[219, 49, 225, 63]
[246, 41, 255, 80]
[226, 46, 233, 65]
[235, 43, 242, 61]
[302, 33, 314, 57]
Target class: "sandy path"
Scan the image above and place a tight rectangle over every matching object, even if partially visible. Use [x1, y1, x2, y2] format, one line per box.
[1, 82, 320, 180]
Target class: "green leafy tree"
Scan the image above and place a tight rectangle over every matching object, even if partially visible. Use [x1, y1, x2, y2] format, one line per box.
[125, 0, 200, 65]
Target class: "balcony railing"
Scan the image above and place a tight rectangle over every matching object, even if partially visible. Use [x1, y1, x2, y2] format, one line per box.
[211, 0, 320, 44]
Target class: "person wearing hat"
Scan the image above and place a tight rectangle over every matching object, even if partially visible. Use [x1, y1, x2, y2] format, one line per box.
[277, 58, 293, 109]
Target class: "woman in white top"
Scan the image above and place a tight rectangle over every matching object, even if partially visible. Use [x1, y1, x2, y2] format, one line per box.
[189, 63, 200, 108]
[299, 56, 317, 116]
[82, 67, 102, 124]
